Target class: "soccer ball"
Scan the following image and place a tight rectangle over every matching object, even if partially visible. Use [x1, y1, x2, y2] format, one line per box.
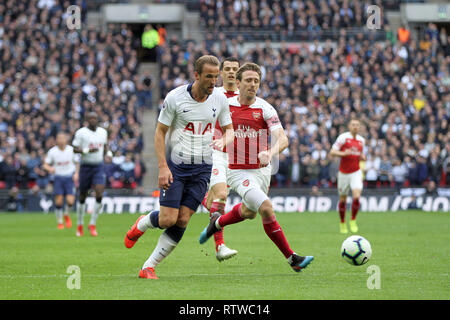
[341, 235, 372, 266]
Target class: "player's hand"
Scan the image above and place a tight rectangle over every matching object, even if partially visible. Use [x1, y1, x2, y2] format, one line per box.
[258, 150, 271, 165]
[47, 167, 55, 174]
[210, 139, 224, 151]
[343, 149, 352, 156]
[158, 166, 173, 190]
[89, 147, 99, 153]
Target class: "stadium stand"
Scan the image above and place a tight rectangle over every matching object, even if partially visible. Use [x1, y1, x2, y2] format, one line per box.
[156, 1, 450, 189]
[0, 0, 146, 191]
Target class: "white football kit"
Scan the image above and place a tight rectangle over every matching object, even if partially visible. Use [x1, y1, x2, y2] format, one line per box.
[158, 84, 232, 166]
[45, 145, 77, 177]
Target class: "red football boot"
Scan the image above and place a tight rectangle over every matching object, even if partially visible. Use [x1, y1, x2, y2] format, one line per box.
[139, 267, 158, 279]
[88, 224, 98, 237]
[124, 215, 145, 248]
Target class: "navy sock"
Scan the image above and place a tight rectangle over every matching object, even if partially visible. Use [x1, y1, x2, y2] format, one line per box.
[164, 225, 186, 243]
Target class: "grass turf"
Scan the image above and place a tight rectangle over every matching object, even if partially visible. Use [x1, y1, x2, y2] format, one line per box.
[0, 210, 448, 300]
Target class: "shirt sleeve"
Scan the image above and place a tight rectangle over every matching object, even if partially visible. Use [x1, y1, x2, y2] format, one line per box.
[263, 103, 283, 132]
[158, 92, 176, 126]
[217, 94, 232, 127]
[332, 134, 346, 151]
[72, 129, 82, 148]
[44, 150, 53, 165]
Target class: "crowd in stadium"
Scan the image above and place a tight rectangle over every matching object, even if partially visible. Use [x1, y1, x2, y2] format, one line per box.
[0, 0, 449, 194]
[0, 0, 149, 192]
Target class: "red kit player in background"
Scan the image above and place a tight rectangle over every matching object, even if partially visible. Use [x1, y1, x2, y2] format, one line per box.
[330, 118, 366, 234]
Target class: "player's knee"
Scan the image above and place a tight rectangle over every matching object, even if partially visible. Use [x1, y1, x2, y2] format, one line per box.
[158, 214, 178, 229]
[258, 200, 274, 218]
[241, 206, 257, 219]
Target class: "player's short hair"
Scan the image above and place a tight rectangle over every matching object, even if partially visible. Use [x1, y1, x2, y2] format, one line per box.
[194, 55, 220, 74]
[236, 62, 262, 81]
[220, 57, 240, 71]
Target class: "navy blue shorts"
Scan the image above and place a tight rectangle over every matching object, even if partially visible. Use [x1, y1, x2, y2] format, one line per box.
[159, 160, 212, 211]
[53, 175, 75, 196]
[79, 163, 106, 193]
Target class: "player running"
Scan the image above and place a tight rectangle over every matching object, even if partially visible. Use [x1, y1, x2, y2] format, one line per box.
[72, 112, 112, 237]
[329, 118, 366, 234]
[124, 55, 234, 279]
[43, 132, 78, 230]
[202, 57, 240, 261]
[198, 63, 314, 273]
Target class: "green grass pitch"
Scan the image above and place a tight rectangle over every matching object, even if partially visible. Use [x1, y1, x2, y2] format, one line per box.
[0, 210, 448, 300]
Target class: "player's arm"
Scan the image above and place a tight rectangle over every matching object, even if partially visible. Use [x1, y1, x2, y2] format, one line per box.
[72, 130, 97, 154]
[42, 155, 55, 174]
[330, 136, 351, 157]
[154, 121, 173, 189]
[330, 148, 352, 157]
[211, 123, 234, 151]
[258, 127, 289, 165]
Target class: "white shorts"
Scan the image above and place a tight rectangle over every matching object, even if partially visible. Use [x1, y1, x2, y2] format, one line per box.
[209, 150, 229, 188]
[227, 165, 272, 212]
[337, 169, 363, 196]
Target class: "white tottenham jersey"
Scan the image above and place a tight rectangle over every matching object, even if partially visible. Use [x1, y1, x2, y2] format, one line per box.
[158, 84, 232, 165]
[72, 127, 108, 164]
[45, 145, 77, 176]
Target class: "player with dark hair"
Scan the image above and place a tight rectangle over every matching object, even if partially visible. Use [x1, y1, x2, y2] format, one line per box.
[199, 63, 314, 272]
[72, 112, 112, 237]
[201, 57, 240, 261]
[124, 55, 235, 279]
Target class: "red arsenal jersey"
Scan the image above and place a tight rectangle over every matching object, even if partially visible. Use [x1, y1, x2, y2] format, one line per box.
[227, 96, 283, 169]
[332, 132, 365, 174]
[213, 86, 239, 152]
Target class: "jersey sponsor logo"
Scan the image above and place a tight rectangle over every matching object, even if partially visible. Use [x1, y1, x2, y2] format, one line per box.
[242, 179, 250, 187]
[183, 122, 213, 135]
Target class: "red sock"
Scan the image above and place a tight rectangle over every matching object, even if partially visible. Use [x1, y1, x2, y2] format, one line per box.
[210, 201, 226, 250]
[339, 201, 346, 223]
[262, 215, 294, 259]
[218, 203, 244, 228]
[351, 198, 360, 220]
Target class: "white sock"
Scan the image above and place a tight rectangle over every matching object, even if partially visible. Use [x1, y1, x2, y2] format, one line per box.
[77, 202, 86, 226]
[55, 207, 63, 224]
[89, 201, 102, 226]
[137, 211, 160, 232]
[64, 204, 70, 216]
[142, 232, 177, 269]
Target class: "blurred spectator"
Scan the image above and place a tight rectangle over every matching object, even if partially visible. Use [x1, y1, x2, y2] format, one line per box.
[133, 154, 146, 194]
[398, 24, 410, 44]
[391, 158, 408, 188]
[378, 155, 392, 186]
[120, 153, 135, 187]
[275, 153, 291, 187]
[416, 156, 429, 186]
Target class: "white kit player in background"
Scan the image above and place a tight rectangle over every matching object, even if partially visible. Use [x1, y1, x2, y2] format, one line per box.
[72, 112, 113, 237]
[43, 132, 79, 230]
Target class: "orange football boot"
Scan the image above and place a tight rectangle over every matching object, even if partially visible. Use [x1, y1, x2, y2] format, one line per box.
[139, 267, 158, 279]
[64, 215, 72, 228]
[124, 215, 145, 248]
[57, 223, 64, 230]
[88, 224, 98, 236]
